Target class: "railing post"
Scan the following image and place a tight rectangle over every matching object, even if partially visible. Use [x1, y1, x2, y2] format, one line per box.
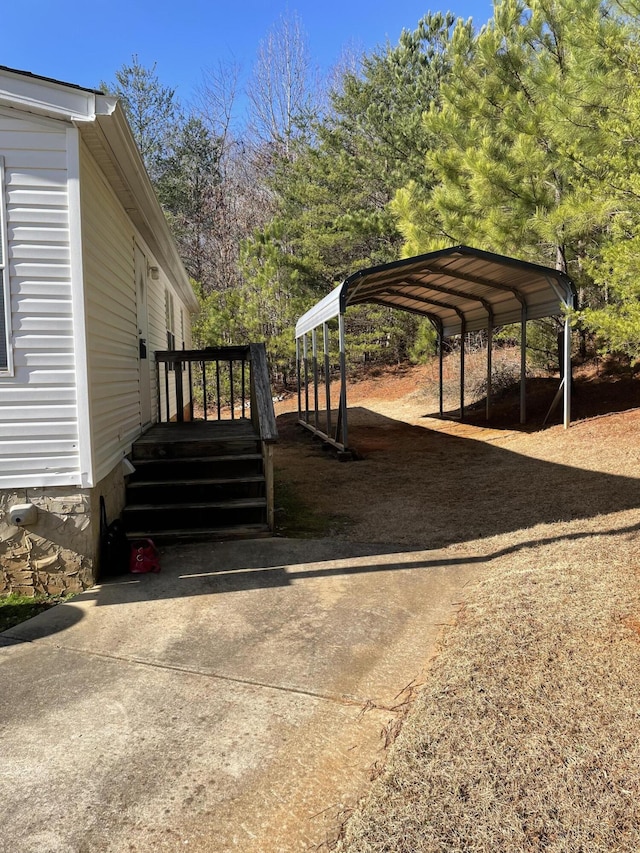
[242, 357, 247, 418]
[249, 343, 279, 531]
[202, 361, 208, 421]
[175, 357, 184, 422]
[216, 360, 221, 420]
[164, 363, 170, 423]
[264, 443, 274, 530]
[229, 361, 235, 420]
[155, 358, 161, 424]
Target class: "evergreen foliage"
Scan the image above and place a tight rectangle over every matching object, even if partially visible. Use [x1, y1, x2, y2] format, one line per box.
[107, 3, 640, 369]
[156, 117, 222, 284]
[101, 56, 182, 182]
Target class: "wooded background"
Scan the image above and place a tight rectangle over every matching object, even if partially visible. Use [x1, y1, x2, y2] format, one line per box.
[104, 0, 640, 383]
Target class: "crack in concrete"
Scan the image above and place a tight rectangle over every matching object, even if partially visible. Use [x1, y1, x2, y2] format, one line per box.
[46, 642, 396, 713]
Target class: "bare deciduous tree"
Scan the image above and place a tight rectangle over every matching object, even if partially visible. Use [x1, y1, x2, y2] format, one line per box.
[195, 59, 241, 175]
[246, 12, 320, 160]
[190, 58, 275, 298]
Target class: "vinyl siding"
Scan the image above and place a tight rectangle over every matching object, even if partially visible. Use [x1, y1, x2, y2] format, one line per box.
[0, 110, 80, 488]
[81, 144, 193, 480]
[81, 145, 139, 483]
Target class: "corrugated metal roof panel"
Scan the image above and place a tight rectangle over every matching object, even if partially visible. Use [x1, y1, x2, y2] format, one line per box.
[295, 246, 576, 339]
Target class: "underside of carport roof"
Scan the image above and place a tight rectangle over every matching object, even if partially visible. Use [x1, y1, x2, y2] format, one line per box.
[295, 246, 577, 453]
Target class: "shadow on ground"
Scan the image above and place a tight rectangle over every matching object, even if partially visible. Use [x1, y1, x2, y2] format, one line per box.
[277, 398, 640, 550]
[425, 374, 640, 429]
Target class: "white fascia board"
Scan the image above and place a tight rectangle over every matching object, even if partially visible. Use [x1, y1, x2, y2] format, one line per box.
[296, 284, 343, 337]
[0, 69, 98, 121]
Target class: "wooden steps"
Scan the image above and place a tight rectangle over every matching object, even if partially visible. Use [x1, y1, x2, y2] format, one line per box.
[123, 420, 271, 542]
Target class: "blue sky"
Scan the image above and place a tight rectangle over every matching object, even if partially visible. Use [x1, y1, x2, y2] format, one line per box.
[3, 1, 495, 110]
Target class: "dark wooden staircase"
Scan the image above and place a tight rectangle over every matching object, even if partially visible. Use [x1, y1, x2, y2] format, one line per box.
[123, 421, 271, 541]
[122, 344, 278, 543]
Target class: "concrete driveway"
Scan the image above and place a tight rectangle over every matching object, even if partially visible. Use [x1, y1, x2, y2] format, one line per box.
[0, 538, 482, 853]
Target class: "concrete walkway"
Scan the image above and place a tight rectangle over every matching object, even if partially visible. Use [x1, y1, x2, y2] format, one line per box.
[0, 539, 482, 853]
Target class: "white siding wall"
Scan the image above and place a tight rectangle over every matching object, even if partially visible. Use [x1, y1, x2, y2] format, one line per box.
[0, 110, 80, 488]
[81, 146, 138, 482]
[148, 274, 169, 422]
[81, 145, 193, 481]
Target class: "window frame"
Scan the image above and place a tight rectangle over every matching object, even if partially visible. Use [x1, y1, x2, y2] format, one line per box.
[0, 156, 13, 375]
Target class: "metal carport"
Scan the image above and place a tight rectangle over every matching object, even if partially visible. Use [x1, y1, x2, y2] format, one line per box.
[295, 245, 576, 452]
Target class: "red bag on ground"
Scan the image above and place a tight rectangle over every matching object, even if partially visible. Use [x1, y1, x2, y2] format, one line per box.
[129, 539, 161, 574]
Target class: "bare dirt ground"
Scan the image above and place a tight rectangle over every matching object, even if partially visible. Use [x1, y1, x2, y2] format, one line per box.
[274, 354, 640, 554]
[272, 354, 640, 852]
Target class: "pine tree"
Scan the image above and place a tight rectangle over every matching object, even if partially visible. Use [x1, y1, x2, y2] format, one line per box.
[102, 56, 181, 182]
[393, 0, 620, 289]
[579, 14, 640, 357]
[155, 117, 222, 285]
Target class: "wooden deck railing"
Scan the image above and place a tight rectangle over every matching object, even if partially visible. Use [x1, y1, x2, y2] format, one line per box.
[155, 343, 278, 527]
[155, 345, 249, 424]
[247, 343, 278, 444]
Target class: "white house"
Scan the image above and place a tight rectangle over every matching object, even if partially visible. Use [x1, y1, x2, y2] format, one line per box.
[0, 66, 199, 595]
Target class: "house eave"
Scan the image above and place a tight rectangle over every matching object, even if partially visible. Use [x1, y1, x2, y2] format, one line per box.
[0, 65, 198, 314]
[0, 65, 101, 122]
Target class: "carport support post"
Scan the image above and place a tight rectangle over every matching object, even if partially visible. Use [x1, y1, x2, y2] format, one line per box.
[486, 323, 493, 421]
[324, 323, 332, 436]
[339, 311, 348, 449]
[459, 322, 466, 421]
[563, 312, 572, 428]
[296, 337, 301, 420]
[520, 305, 528, 425]
[438, 328, 444, 418]
[303, 334, 309, 424]
[312, 328, 319, 431]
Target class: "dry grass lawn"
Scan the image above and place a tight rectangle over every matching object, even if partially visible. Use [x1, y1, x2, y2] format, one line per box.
[273, 354, 640, 852]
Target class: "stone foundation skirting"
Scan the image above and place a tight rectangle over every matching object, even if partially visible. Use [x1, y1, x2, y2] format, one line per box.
[0, 462, 126, 597]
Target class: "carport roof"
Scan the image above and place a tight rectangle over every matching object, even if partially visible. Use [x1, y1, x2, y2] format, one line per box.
[295, 245, 576, 338]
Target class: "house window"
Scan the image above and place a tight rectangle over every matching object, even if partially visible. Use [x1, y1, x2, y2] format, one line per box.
[0, 156, 11, 374]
